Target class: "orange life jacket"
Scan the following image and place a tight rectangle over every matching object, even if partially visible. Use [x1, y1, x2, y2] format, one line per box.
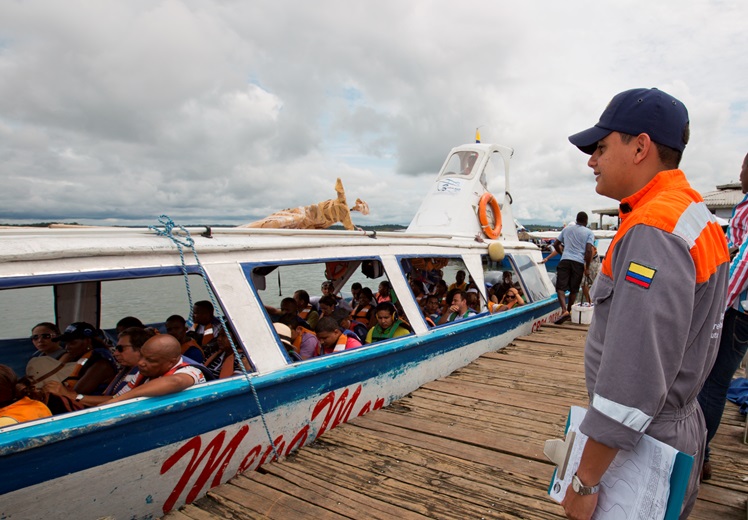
[0, 397, 51, 424]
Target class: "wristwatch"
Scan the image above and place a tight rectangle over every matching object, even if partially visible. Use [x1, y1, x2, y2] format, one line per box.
[571, 473, 599, 495]
[75, 394, 85, 402]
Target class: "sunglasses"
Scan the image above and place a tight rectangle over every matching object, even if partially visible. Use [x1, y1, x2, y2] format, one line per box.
[31, 334, 53, 341]
[115, 344, 134, 352]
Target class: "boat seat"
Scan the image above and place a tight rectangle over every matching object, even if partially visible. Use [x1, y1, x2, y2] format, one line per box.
[0, 337, 36, 377]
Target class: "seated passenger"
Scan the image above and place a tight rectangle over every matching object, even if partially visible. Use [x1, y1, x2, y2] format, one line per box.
[489, 287, 525, 313]
[424, 295, 442, 326]
[273, 323, 302, 361]
[44, 327, 154, 409]
[264, 297, 299, 320]
[294, 290, 319, 330]
[165, 314, 205, 363]
[466, 291, 481, 313]
[109, 335, 210, 403]
[116, 316, 144, 334]
[365, 302, 410, 344]
[448, 270, 468, 292]
[375, 281, 393, 304]
[315, 317, 362, 354]
[438, 290, 477, 324]
[410, 280, 427, 308]
[432, 280, 448, 309]
[0, 364, 51, 426]
[330, 308, 365, 343]
[203, 327, 251, 379]
[44, 323, 118, 414]
[321, 280, 352, 312]
[318, 295, 339, 318]
[351, 288, 376, 327]
[349, 282, 362, 305]
[29, 322, 65, 361]
[279, 314, 320, 360]
[188, 300, 223, 353]
[490, 271, 515, 304]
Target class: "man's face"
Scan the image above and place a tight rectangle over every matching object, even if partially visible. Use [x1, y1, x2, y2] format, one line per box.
[165, 320, 187, 342]
[426, 297, 440, 314]
[453, 294, 467, 313]
[376, 310, 395, 329]
[293, 293, 305, 309]
[741, 153, 748, 194]
[280, 301, 297, 315]
[192, 306, 212, 326]
[587, 132, 639, 201]
[137, 345, 174, 378]
[456, 271, 465, 284]
[317, 330, 340, 349]
[321, 283, 333, 296]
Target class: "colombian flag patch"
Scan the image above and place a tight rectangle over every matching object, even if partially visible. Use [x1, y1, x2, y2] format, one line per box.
[625, 262, 656, 289]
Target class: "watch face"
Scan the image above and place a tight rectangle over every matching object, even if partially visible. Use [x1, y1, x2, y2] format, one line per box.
[572, 476, 581, 493]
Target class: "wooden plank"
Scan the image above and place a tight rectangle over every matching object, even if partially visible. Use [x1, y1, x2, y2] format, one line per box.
[163, 323, 748, 520]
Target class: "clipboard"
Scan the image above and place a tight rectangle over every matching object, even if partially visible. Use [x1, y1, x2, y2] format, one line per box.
[545, 406, 694, 520]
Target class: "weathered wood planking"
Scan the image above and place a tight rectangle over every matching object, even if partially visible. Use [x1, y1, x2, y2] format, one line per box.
[165, 323, 748, 519]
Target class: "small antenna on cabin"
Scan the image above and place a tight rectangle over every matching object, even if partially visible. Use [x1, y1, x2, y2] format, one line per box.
[475, 127, 481, 143]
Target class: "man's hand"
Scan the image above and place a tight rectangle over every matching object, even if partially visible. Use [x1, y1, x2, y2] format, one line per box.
[561, 486, 598, 520]
[44, 380, 74, 399]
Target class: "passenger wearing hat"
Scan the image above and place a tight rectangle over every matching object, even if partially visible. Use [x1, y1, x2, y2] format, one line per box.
[562, 88, 729, 520]
[43, 322, 118, 414]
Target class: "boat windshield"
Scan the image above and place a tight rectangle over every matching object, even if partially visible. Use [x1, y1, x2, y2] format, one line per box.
[439, 151, 481, 179]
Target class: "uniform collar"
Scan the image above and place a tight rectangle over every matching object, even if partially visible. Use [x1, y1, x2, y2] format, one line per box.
[618, 169, 688, 217]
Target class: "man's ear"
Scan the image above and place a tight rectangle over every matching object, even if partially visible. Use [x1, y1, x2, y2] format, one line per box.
[633, 133, 653, 164]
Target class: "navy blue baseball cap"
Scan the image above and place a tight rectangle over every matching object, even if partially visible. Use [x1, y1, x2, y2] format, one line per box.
[568, 88, 689, 154]
[53, 322, 97, 342]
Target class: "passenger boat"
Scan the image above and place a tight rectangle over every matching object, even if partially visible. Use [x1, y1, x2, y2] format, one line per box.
[0, 142, 561, 519]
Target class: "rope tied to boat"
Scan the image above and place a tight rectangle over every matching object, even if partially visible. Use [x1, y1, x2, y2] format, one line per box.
[149, 215, 281, 462]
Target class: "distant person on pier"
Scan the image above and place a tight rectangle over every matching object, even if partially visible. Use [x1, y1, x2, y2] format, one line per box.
[697, 151, 748, 481]
[552, 212, 594, 324]
[563, 88, 728, 519]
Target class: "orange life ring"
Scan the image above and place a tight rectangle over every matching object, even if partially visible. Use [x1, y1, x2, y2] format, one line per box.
[325, 261, 349, 281]
[478, 192, 502, 239]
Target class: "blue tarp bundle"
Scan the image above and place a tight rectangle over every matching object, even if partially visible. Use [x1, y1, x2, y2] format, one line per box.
[727, 377, 748, 415]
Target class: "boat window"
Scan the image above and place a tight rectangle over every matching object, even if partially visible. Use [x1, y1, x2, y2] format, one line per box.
[484, 150, 507, 200]
[0, 273, 240, 381]
[439, 151, 481, 179]
[483, 254, 552, 304]
[245, 258, 412, 362]
[399, 256, 488, 327]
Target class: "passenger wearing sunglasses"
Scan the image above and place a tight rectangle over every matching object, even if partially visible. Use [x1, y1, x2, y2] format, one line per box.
[44, 327, 156, 409]
[29, 322, 65, 360]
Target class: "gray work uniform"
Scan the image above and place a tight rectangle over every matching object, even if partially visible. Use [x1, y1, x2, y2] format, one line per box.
[580, 171, 729, 518]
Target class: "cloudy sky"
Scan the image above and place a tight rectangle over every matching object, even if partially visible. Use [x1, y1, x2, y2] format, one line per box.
[1, 1, 747, 228]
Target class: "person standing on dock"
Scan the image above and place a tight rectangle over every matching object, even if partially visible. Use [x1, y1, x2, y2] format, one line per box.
[697, 151, 748, 481]
[564, 88, 729, 520]
[552, 212, 594, 323]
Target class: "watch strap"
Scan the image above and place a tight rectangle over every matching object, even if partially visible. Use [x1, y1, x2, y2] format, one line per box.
[572, 473, 599, 495]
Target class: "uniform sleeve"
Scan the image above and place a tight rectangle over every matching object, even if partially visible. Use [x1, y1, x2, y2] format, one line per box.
[580, 224, 695, 450]
[174, 366, 206, 385]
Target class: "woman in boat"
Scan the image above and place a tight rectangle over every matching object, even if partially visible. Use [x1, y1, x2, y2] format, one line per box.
[375, 281, 393, 304]
[0, 365, 51, 426]
[409, 280, 428, 308]
[41, 322, 117, 414]
[28, 322, 65, 361]
[350, 288, 375, 328]
[364, 302, 410, 344]
[44, 327, 154, 408]
[489, 287, 525, 313]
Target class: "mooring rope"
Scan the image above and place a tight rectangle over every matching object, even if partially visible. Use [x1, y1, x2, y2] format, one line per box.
[149, 215, 280, 461]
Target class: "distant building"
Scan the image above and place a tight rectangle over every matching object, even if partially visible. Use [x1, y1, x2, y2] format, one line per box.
[592, 182, 743, 229]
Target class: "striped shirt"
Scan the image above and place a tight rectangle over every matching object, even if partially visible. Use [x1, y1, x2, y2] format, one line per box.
[725, 193, 748, 311]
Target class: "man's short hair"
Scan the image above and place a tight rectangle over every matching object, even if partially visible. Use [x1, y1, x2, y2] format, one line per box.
[315, 317, 340, 334]
[619, 132, 684, 169]
[576, 212, 589, 225]
[194, 300, 214, 314]
[166, 314, 186, 325]
[117, 316, 144, 329]
[319, 295, 338, 308]
[294, 290, 310, 304]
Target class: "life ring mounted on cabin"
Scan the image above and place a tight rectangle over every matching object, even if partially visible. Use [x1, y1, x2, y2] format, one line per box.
[478, 192, 502, 239]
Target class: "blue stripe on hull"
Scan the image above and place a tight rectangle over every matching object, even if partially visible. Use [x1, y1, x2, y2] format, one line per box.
[0, 298, 558, 496]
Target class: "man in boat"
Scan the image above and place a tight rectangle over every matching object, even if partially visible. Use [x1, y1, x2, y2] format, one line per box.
[239, 178, 369, 231]
[109, 335, 209, 403]
[188, 300, 223, 355]
[448, 270, 468, 292]
[438, 290, 476, 324]
[563, 88, 729, 520]
[552, 212, 594, 324]
[315, 317, 362, 354]
[293, 290, 320, 330]
[165, 315, 205, 363]
[697, 151, 748, 481]
[278, 314, 320, 360]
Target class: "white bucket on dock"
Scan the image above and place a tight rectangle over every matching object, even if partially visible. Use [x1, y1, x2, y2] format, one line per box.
[571, 303, 594, 325]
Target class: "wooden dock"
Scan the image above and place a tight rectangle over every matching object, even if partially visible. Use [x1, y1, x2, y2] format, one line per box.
[165, 324, 748, 519]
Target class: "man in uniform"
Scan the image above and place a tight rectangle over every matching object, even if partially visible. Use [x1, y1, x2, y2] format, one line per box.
[562, 88, 729, 520]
